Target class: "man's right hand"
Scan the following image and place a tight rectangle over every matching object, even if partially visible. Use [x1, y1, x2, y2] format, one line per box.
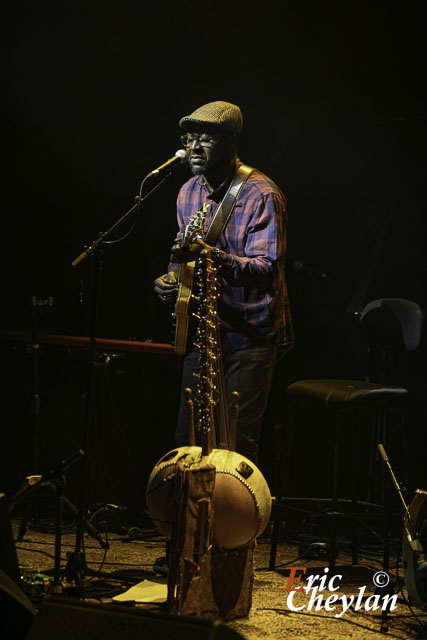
[154, 271, 178, 304]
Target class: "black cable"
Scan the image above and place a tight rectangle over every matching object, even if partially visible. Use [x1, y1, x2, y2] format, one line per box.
[397, 581, 427, 632]
[15, 546, 55, 559]
[85, 536, 109, 582]
[256, 553, 311, 572]
[89, 561, 156, 567]
[260, 607, 411, 639]
[103, 174, 167, 245]
[103, 362, 140, 476]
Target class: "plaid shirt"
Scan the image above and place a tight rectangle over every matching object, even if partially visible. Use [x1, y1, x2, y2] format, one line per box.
[169, 159, 294, 354]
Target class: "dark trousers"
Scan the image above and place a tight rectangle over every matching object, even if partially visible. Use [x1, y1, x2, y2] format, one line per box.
[175, 343, 277, 464]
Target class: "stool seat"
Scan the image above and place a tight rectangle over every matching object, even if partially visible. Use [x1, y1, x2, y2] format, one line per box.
[287, 379, 408, 406]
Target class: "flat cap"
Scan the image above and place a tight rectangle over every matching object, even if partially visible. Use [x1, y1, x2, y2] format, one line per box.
[179, 101, 243, 136]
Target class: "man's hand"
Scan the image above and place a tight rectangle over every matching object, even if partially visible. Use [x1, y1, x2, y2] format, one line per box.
[170, 238, 212, 263]
[154, 271, 178, 304]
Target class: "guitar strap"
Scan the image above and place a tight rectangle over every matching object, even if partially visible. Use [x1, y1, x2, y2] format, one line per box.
[203, 164, 253, 246]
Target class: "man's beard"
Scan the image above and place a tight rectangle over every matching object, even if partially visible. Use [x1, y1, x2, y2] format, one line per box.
[190, 164, 205, 175]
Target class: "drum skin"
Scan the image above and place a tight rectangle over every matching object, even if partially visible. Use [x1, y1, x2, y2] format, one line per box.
[146, 446, 272, 549]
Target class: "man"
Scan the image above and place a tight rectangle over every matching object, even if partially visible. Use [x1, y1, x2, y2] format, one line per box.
[154, 100, 293, 464]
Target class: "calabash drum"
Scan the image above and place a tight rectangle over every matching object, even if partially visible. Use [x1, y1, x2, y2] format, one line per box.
[403, 488, 427, 608]
[146, 446, 272, 549]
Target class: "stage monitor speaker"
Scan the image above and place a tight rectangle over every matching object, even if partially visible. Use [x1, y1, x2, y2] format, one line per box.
[27, 595, 245, 639]
[0, 491, 21, 585]
[0, 493, 36, 639]
[0, 569, 36, 639]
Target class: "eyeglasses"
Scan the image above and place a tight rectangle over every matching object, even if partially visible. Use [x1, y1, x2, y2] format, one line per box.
[180, 133, 222, 148]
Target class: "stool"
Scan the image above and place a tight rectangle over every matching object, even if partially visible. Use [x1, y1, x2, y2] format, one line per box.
[273, 379, 408, 571]
[269, 298, 424, 572]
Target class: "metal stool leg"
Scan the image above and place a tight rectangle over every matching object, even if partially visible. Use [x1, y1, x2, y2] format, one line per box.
[329, 414, 340, 571]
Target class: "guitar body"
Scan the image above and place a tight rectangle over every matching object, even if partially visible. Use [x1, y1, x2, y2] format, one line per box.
[173, 261, 195, 356]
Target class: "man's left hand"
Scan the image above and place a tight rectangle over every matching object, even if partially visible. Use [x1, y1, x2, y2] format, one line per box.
[170, 238, 212, 263]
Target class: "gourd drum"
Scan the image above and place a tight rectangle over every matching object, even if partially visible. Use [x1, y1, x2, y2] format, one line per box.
[146, 446, 272, 549]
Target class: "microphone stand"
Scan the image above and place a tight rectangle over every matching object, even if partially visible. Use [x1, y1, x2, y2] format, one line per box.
[65, 172, 171, 592]
[9, 451, 85, 591]
[377, 443, 427, 631]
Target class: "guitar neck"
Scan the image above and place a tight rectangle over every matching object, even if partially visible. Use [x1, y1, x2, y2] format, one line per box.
[172, 204, 208, 357]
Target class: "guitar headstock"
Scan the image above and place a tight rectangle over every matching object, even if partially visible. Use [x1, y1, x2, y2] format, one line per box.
[180, 203, 208, 249]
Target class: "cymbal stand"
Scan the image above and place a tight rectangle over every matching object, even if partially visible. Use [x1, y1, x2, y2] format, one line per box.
[377, 443, 427, 632]
[66, 172, 172, 592]
[378, 444, 427, 568]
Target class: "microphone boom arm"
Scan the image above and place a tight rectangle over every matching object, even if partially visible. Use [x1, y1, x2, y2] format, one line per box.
[71, 173, 169, 268]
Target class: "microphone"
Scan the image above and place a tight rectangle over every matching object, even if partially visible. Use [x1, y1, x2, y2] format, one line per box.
[293, 259, 329, 280]
[146, 149, 188, 178]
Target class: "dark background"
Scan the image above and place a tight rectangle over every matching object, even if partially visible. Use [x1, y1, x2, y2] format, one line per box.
[2, 2, 426, 521]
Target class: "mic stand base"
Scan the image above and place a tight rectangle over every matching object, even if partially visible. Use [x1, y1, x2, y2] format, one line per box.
[10, 460, 109, 551]
[14, 484, 108, 550]
[65, 550, 88, 590]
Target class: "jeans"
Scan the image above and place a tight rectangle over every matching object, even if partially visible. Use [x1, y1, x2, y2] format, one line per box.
[175, 343, 277, 464]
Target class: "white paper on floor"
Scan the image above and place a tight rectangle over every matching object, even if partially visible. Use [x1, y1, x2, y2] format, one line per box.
[113, 580, 167, 603]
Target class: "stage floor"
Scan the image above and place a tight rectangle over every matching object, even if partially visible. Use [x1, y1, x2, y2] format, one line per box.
[11, 515, 426, 639]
